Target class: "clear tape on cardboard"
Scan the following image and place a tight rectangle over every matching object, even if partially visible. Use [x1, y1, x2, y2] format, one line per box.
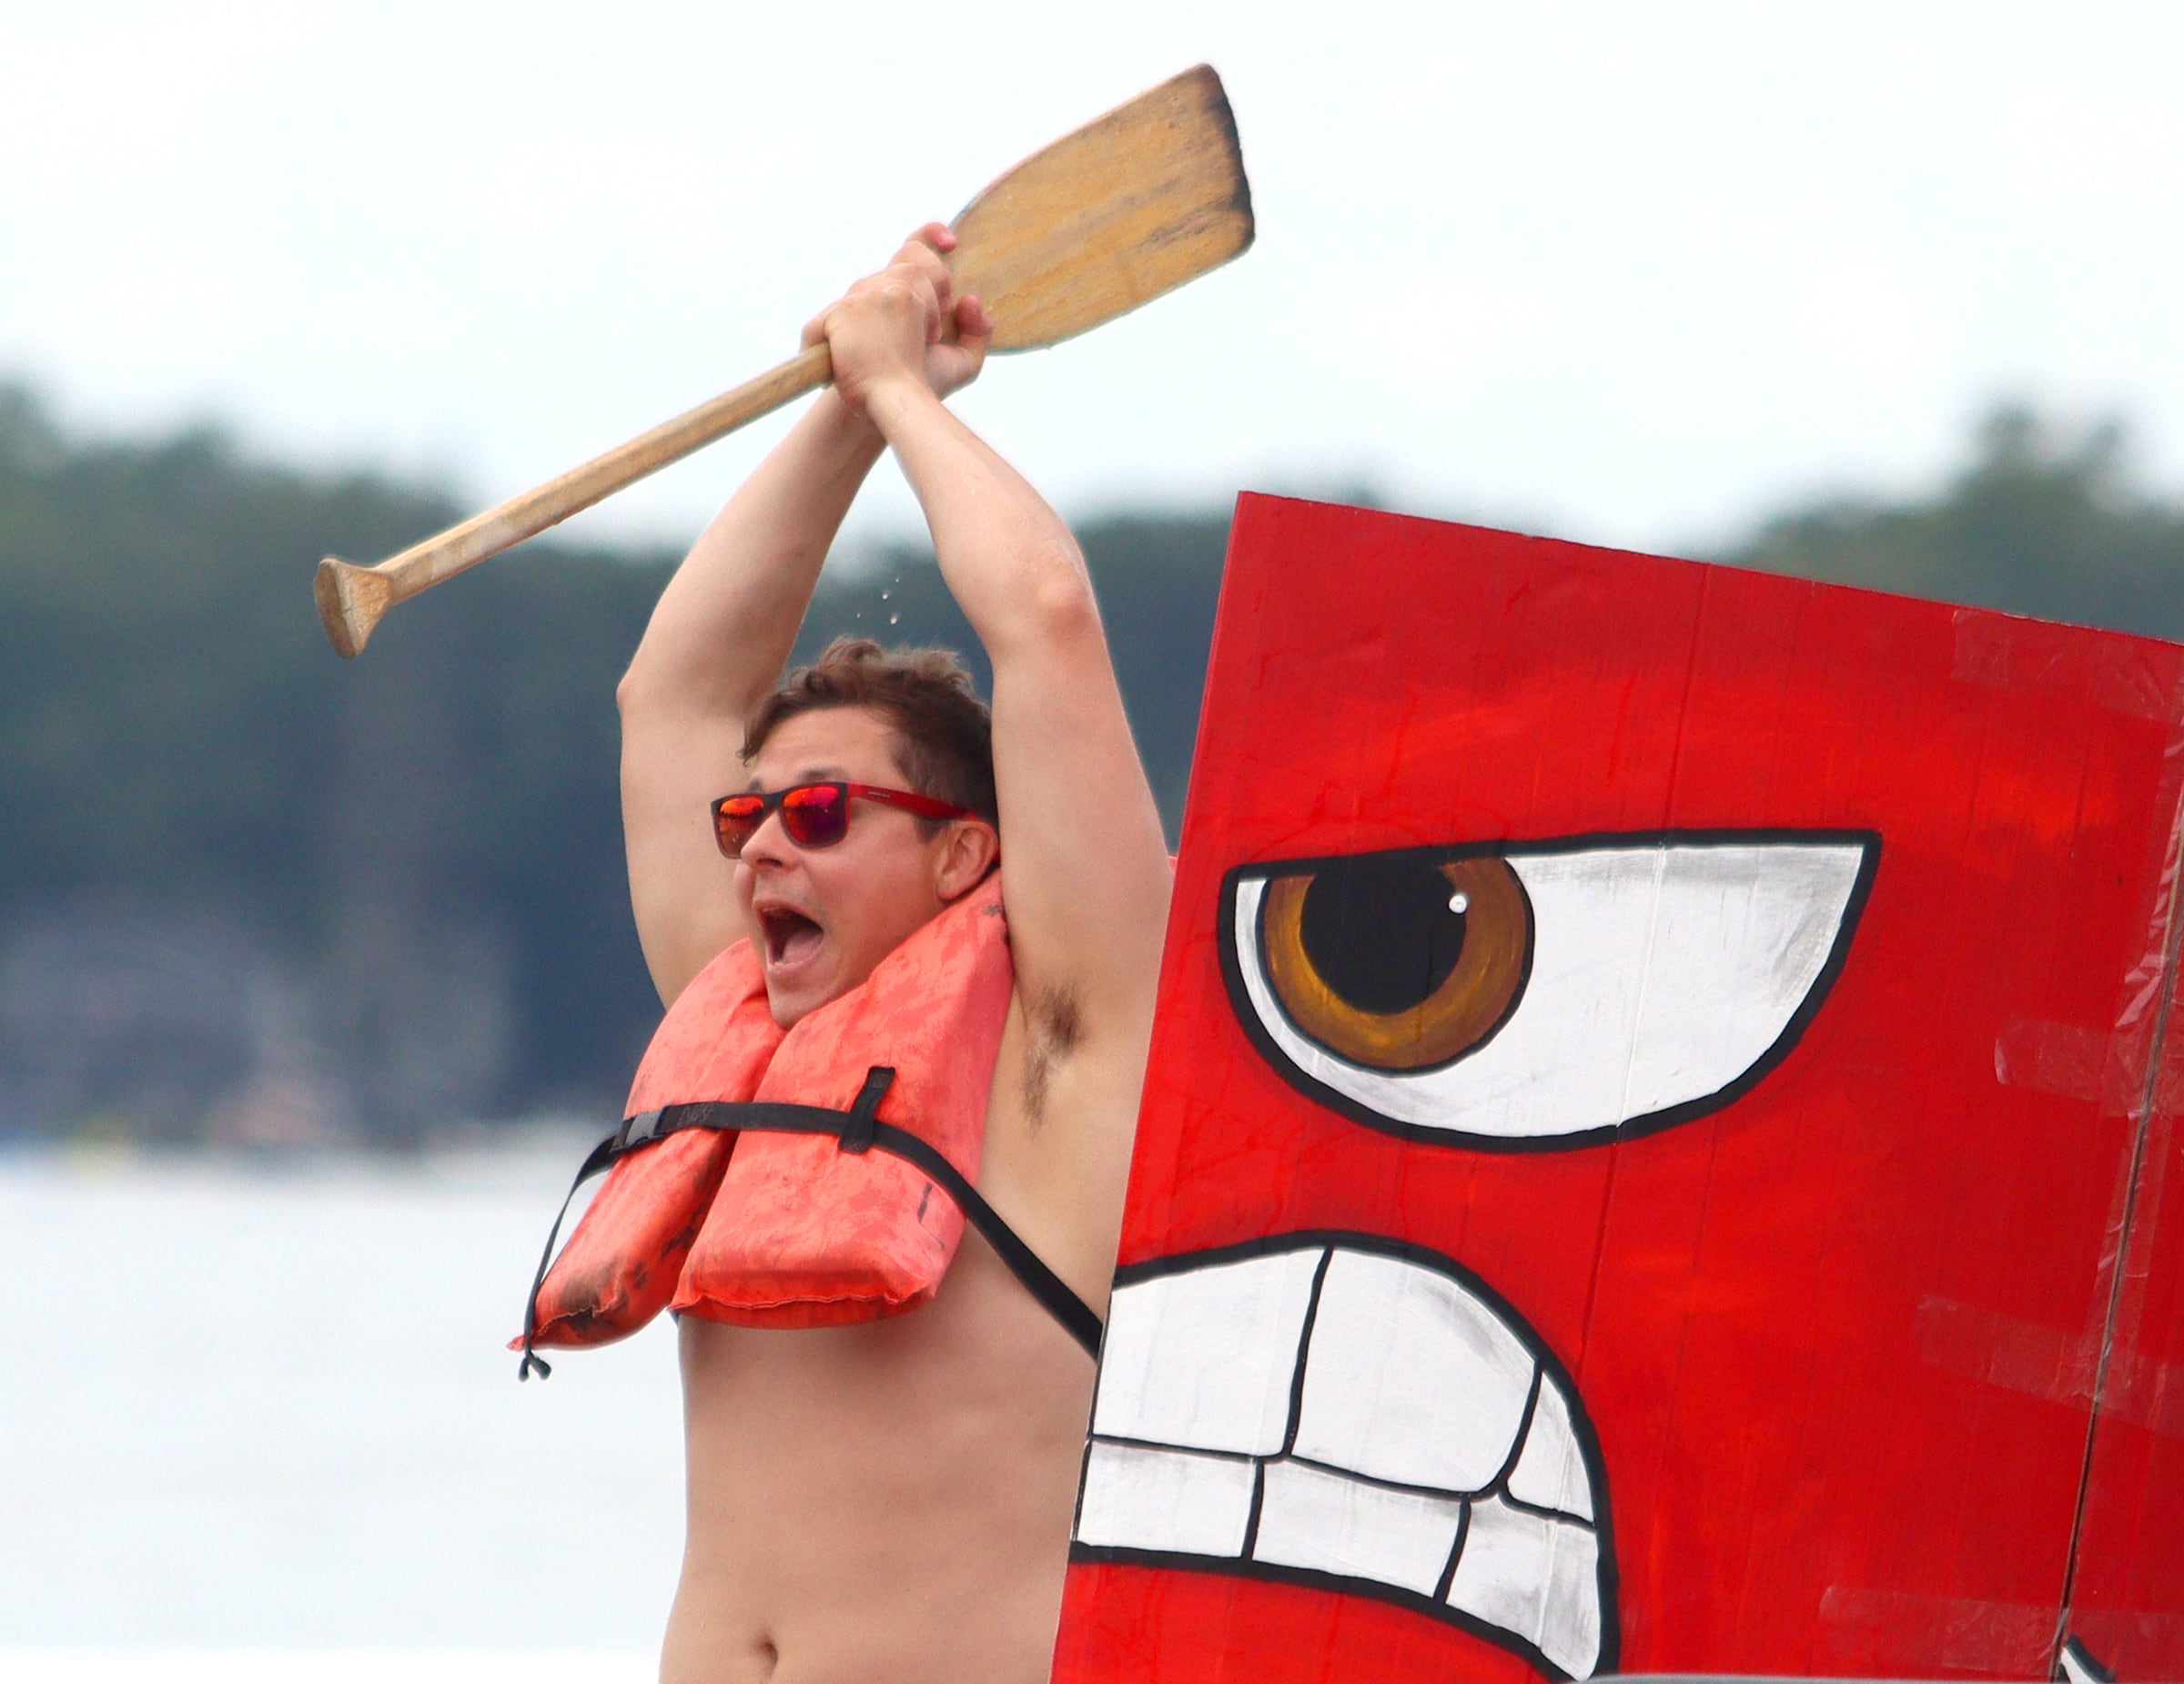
[1952, 609, 2184, 725]
[1994, 1016, 2137, 1113]
[1916, 1293, 2100, 1405]
[1816, 1584, 2059, 1675]
[1916, 1293, 2184, 1441]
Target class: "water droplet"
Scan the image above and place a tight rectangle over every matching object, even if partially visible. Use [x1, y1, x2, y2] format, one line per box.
[888, 613, 900, 625]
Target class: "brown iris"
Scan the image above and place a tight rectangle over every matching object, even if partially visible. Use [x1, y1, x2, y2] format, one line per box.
[1259, 854, 1531, 1070]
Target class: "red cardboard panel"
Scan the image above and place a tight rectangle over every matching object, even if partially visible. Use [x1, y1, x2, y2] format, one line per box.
[1054, 495, 2184, 1683]
[2065, 976, 2184, 1679]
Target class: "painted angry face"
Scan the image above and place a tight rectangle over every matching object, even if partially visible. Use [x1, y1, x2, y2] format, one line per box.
[1054, 497, 2184, 1684]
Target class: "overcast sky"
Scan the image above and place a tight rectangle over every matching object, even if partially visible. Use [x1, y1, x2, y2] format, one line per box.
[4, 2, 2179, 561]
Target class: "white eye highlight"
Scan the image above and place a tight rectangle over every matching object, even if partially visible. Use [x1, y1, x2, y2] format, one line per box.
[1229, 836, 1872, 1146]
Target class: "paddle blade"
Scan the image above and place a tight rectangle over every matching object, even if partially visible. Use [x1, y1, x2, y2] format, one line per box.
[950, 64, 1253, 353]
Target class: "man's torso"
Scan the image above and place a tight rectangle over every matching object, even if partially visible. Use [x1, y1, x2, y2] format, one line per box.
[660, 993, 1145, 1684]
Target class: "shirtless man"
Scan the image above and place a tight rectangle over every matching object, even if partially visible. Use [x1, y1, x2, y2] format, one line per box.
[615, 225, 1171, 1683]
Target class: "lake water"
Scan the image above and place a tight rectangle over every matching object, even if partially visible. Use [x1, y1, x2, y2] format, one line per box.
[0, 1134, 686, 1678]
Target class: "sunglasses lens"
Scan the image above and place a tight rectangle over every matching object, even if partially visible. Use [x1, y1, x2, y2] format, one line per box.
[780, 783, 849, 847]
[713, 796, 766, 857]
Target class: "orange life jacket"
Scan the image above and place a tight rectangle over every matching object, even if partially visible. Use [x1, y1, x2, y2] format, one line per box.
[516, 876, 1101, 1375]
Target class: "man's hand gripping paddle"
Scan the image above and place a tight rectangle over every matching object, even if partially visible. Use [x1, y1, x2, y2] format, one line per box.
[314, 64, 1253, 657]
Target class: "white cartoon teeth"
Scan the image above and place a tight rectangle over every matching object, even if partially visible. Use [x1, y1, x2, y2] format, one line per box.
[1076, 1239, 1612, 1681]
[1252, 1457, 1466, 1594]
[1447, 1493, 1602, 1672]
[1506, 1376, 1593, 1521]
[1291, 1249, 1537, 1490]
[1092, 1245, 1320, 1455]
[1077, 1440, 1259, 1556]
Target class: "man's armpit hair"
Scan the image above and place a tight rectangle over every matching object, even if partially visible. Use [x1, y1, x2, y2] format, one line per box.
[1020, 982, 1084, 1127]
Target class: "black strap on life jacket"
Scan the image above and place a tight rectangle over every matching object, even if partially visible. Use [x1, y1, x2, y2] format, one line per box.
[518, 1065, 1104, 1379]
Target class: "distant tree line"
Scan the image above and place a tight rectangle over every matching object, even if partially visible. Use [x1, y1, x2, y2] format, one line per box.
[1, 381, 2178, 1144]
[0, 383, 1223, 1142]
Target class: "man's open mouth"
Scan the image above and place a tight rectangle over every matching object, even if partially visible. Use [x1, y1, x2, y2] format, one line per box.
[1072, 1233, 1614, 1681]
[758, 907, 824, 969]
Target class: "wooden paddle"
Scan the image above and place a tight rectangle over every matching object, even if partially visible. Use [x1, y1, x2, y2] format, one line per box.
[315, 64, 1252, 658]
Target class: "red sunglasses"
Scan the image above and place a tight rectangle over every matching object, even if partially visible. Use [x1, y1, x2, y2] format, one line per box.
[711, 781, 971, 857]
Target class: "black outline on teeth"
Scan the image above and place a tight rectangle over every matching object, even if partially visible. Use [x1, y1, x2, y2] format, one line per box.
[1218, 827, 1880, 1152]
[1073, 1231, 1621, 1682]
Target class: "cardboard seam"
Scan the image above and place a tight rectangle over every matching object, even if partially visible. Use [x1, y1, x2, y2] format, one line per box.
[2054, 742, 2184, 1665]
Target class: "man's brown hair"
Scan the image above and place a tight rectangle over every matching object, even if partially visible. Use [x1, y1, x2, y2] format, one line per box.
[743, 637, 998, 827]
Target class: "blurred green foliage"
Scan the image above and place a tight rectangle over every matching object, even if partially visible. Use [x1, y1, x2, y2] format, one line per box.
[3, 380, 2179, 1136]
[1731, 403, 2184, 629]
[0, 383, 1226, 1131]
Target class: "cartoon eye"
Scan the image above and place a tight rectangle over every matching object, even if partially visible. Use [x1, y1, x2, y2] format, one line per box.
[1259, 855, 1532, 1070]
[1224, 833, 1875, 1148]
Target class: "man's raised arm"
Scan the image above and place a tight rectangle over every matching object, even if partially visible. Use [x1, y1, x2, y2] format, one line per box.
[615, 362, 886, 1007]
[618, 228, 1006, 1007]
[821, 238, 1173, 1076]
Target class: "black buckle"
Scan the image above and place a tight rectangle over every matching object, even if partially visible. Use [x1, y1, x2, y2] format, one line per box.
[838, 1067, 895, 1154]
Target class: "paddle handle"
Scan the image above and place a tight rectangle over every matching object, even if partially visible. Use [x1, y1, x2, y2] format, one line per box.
[315, 342, 834, 657]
